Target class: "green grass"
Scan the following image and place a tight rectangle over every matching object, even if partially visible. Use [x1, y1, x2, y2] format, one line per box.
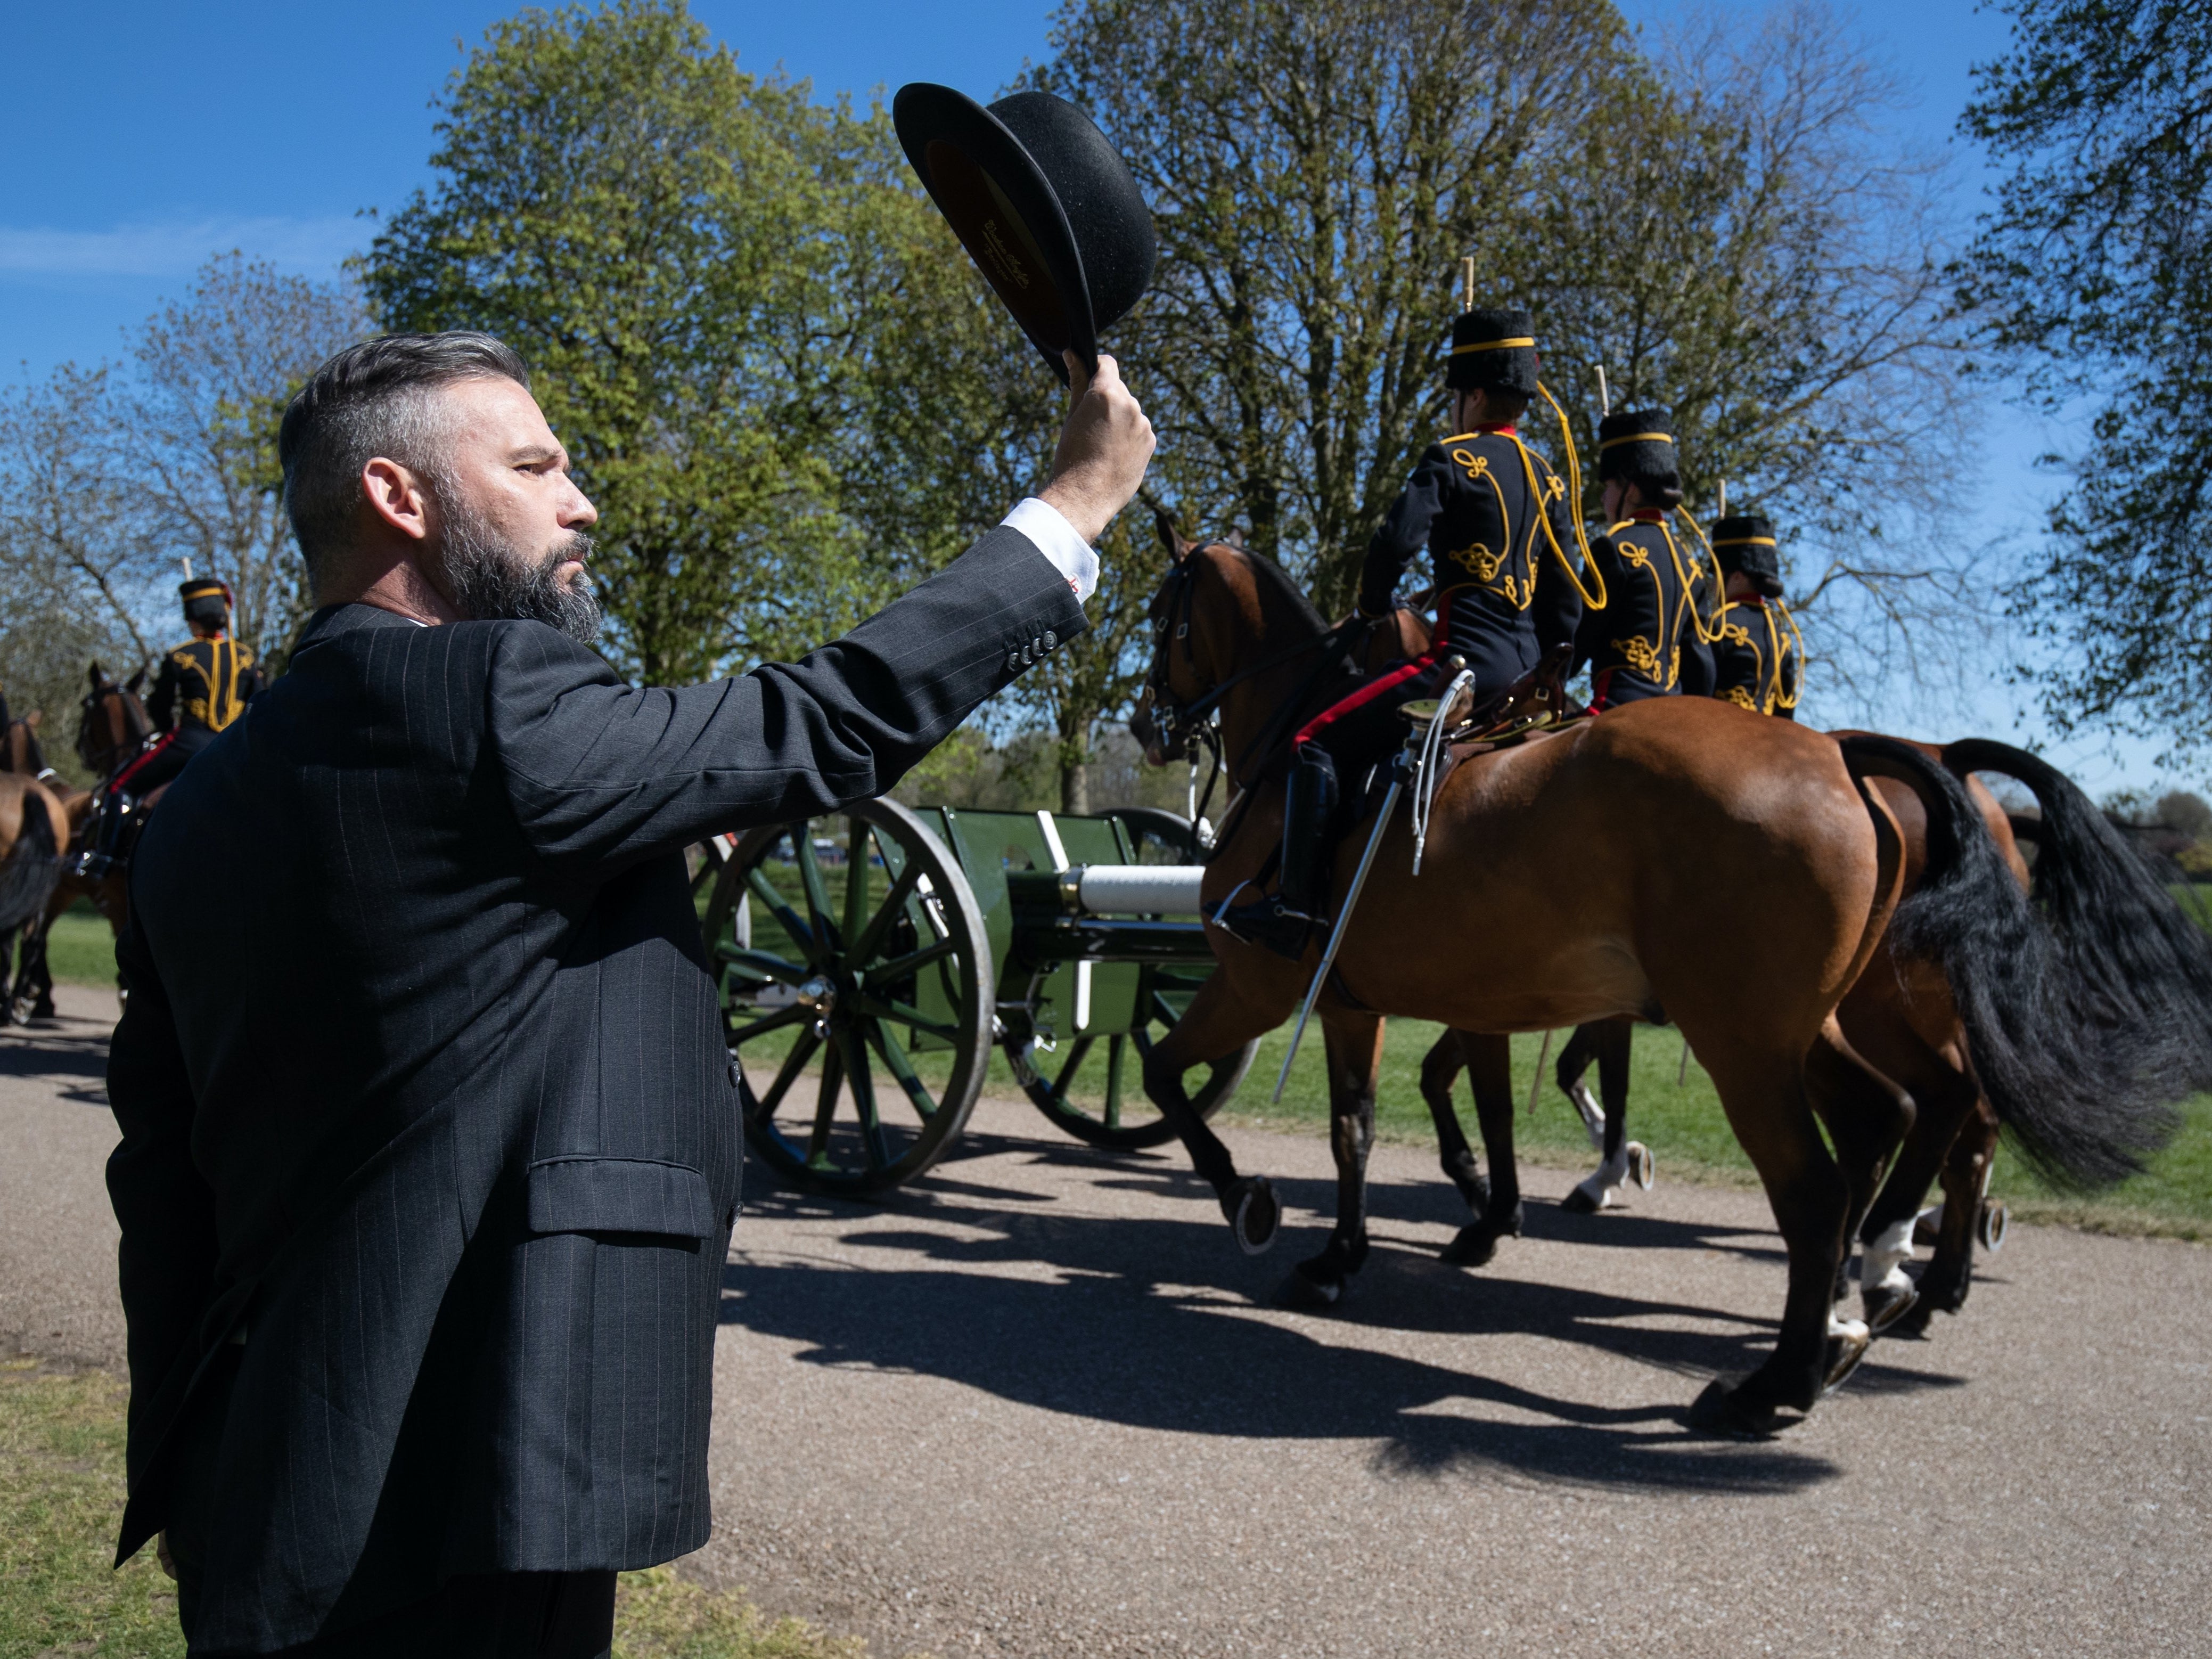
[0, 1365, 873, 1659]
[43, 899, 119, 990]
[0, 1363, 183, 1658]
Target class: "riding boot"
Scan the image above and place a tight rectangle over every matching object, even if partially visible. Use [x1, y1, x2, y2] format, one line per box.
[1211, 746, 1338, 961]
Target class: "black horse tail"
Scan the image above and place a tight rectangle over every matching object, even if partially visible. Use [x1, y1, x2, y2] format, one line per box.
[1839, 734, 2183, 1190]
[1944, 737, 2212, 1089]
[0, 788, 62, 935]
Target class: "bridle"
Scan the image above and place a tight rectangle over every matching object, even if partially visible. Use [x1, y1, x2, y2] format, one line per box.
[78, 677, 152, 780]
[1141, 546, 1365, 844]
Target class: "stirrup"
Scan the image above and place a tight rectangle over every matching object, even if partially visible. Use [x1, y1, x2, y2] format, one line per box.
[1208, 882, 1318, 961]
[71, 850, 117, 881]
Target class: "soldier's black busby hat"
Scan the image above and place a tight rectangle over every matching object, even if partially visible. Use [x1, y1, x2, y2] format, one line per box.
[894, 84, 1156, 383]
[180, 576, 232, 627]
[1445, 306, 1539, 397]
[1596, 410, 1677, 487]
[1712, 514, 1784, 599]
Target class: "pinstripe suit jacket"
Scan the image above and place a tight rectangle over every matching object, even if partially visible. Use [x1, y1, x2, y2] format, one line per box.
[106, 527, 1085, 1652]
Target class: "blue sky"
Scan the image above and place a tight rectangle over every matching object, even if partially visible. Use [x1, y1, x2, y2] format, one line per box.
[2, 1, 2189, 796]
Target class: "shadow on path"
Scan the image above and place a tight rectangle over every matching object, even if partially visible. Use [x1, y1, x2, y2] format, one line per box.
[725, 1138, 1959, 1495]
[0, 1018, 111, 1104]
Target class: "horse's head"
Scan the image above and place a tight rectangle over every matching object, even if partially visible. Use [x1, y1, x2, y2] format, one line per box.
[77, 661, 151, 779]
[3, 709, 50, 778]
[1133, 511, 1330, 778]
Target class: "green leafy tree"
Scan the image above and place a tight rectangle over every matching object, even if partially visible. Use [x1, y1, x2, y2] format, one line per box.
[1957, 0, 2212, 748]
[365, 0, 945, 683]
[1038, 0, 1626, 617]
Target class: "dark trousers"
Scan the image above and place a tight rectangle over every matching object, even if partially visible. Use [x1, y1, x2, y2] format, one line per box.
[231, 1572, 617, 1658]
[168, 1352, 616, 1658]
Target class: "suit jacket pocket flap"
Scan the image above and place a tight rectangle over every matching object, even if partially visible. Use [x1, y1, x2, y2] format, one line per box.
[527, 1157, 716, 1237]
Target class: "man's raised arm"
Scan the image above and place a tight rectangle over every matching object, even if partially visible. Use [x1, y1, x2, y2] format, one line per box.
[494, 352, 1152, 868]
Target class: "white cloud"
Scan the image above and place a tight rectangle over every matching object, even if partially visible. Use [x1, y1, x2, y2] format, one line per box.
[0, 215, 366, 279]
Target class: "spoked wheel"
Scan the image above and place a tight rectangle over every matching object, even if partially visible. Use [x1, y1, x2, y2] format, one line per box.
[703, 798, 993, 1195]
[1105, 806, 1205, 863]
[1005, 964, 1257, 1150]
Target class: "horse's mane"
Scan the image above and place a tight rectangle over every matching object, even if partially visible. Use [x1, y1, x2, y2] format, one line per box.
[1211, 543, 1327, 637]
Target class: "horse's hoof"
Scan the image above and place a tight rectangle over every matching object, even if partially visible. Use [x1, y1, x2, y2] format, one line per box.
[1558, 1185, 1600, 1215]
[1862, 1280, 1919, 1336]
[1627, 1142, 1655, 1191]
[1823, 1318, 1872, 1395]
[1686, 1379, 1787, 1439]
[1889, 1298, 1935, 1338]
[1282, 1262, 1342, 1309]
[1440, 1224, 1499, 1267]
[1227, 1178, 1278, 1256]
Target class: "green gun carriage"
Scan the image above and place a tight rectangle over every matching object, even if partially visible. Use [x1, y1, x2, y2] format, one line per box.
[696, 798, 1257, 1195]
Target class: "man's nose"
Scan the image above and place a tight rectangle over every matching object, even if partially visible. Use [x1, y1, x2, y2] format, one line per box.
[563, 482, 599, 529]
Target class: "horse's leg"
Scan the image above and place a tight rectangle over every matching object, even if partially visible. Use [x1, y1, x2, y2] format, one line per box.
[1290, 1011, 1384, 1305]
[1687, 1029, 1857, 1433]
[1805, 1033, 1917, 1331]
[1139, 967, 1287, 1253]
[1418, 1030, 1488, 1221]
[1904, 1093, 2001, 1329]
[1845, 1027, 1980, 1335]
[1441, 1032, 1522, 1266]
[1562, 1017, 1640, 1213]
[1554, 1021, 1604, 1148]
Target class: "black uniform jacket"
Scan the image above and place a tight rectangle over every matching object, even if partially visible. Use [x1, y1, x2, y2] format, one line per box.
[1712, 595, 1800, 718]
[149, 635, 265, 747]
[106, 527, 1086, 1652]
[1357, 428, 1585, 689]
[1572, 515, 1719, 704]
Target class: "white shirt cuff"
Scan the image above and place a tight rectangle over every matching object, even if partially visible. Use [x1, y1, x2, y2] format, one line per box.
[1001, 497, 1099, 604]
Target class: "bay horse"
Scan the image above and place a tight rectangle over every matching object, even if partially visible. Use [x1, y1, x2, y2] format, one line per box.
[6, 664, 150, 1020]
[1135, 532, 2183, 1433]
[0, 774, 67, 955]
[1418, 740, 2035, 1334]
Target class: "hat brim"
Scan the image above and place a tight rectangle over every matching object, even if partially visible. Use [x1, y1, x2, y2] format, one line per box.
[894, 83, 1095, 384]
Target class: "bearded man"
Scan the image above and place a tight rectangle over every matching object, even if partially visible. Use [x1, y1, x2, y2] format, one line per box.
[105, 330, 1151, 1656]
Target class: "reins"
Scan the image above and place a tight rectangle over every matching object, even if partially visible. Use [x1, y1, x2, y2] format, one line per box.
[1142, 545, 1371, 861]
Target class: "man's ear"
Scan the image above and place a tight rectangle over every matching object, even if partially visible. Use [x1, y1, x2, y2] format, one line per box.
[361, 457, 434, 543]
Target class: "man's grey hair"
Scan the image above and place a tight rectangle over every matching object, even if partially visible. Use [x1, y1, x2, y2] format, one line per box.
[278, 332, 530, 583]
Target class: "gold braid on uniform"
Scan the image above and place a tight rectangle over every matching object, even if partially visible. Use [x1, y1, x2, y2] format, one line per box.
[1773, 599, 1805, 712]
[1527, 383, 1608, 610]
[1443, 447, 1530, 608]
[1669, 504, 1731, 645]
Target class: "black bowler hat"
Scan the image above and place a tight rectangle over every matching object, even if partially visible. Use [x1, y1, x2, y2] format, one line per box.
[1445, 306, 1539, 396]
[894, 84, 1156, 382]
[1712, 514, 1784, 598]
[1596, 409, 1677, 485]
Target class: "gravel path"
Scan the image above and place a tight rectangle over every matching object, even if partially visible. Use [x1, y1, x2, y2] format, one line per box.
[7, 986, 2207, 1655]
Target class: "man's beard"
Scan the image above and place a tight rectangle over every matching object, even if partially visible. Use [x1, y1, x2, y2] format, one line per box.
[438, 496, 603, 646]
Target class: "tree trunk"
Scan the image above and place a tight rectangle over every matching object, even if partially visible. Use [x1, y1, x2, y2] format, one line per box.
[1059, 715, 1092, 816]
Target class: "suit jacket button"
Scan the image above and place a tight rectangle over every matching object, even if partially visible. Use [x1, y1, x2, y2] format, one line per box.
[1043, 630, 1056, 649]
[1009, 650, 1024, 673]
[727, 1058, 741, 1088]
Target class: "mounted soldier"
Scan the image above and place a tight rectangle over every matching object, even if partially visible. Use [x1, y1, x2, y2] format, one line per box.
[87, 576, 266, 871]
[1709, 513, 1801, 717]
[1571, 409, 1721, 710]
[1217, 304, 1602, 956]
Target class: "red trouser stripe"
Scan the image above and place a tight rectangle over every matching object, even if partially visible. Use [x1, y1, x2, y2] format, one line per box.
[1292, 608, 1451, 748]
[107, 732, 175, 797]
